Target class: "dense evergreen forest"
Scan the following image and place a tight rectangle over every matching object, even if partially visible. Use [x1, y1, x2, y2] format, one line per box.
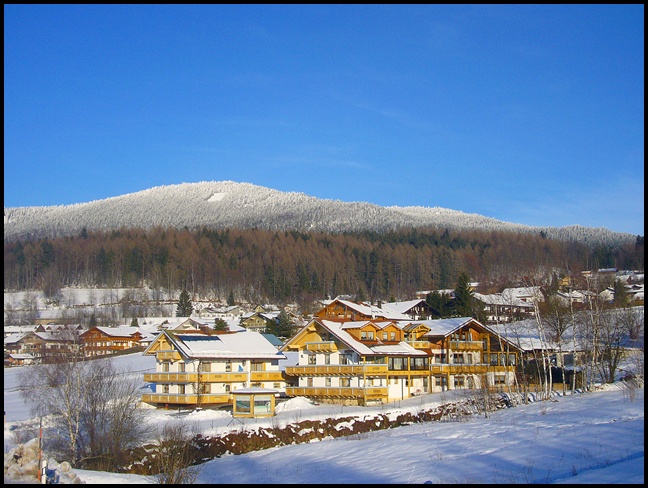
[4, 226, 644, 306]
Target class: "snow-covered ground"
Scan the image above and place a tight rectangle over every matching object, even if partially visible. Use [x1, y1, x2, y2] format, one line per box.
[4, 351, 644, 484]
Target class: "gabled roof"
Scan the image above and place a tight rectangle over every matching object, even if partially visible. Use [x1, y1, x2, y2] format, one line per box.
[324, 298, 412, 321]
[416, 317, 476, 336]
[473, 292, 535, 307]
[381, 299, 429, 314]
[81, 326, 142, 338]
[306, 319, 427, 357]
[147, 330, 286, 360]
[414, 317, 522, 352]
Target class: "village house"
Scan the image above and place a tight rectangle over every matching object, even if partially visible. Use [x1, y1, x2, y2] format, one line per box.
[80, 326, 143, 357]
[239, 310, 280, 333]
[381, 298, 438, 320]
[314, 297, 411, 322]
[141, 329, 287, 410]
[280, 304, 523, 406]
[473, 292, 536, 324]
[4, 328, 81, 363]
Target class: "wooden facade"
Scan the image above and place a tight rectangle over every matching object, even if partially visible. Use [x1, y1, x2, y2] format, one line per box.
[80, 326, 143, 357]
[141, 329, 287, 410]
[281, 316, 522, 406]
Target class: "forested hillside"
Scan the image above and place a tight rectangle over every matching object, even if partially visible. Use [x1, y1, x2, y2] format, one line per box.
[3, 181, 637, 245]
[4, 225, 643, 306]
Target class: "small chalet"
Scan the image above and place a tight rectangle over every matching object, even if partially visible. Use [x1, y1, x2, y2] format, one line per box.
[141, 329, 287, 410]
[80, 326, 143, 357]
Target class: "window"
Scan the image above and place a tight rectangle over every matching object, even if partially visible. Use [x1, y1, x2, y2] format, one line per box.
[162, 362, 170, 372]
[162, 384, 170, 394]
[411, 357, 428, 370]
[225, 384, 231, 393]
[390, 332, 396, 341]
[383, 332, 388, 340]
[199, 362, 211, 372]
[308, 354, 317, 365]
[490, 354, 499, 366]
[361, 331, 367, 340]
[389, 357, 406, 371]
[178, 362, 186, 372]
[325, 378, 331, 387]
[367, 331, 374, 340]
[324, 354, 331, 365]
[178, 385, 185, 394]
[453, 354, 464, 364]
[454, 376, 465, 388]
[340, 378, 350, 387]
[226, 361, 232, 372]
[307, 377, 313, 387]
[508, 354, 516, 366]
[251, 362, 264, 371]
[494, 375, 506, 385]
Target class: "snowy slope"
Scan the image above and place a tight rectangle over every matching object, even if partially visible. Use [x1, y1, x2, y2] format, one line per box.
[4, 180, 634, 245]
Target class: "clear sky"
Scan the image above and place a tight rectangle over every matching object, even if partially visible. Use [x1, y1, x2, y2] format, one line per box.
[4, 4, 644, 236]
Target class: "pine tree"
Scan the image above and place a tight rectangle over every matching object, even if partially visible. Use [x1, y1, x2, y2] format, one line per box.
[227, 290, 235, 306]
[131, 316, 139, 327]
[214, 318, 228, 331]
[176, 290, 193, 317]
[453, 272, 475, 317]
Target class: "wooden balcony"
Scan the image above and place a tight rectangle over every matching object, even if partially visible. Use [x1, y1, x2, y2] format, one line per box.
[285, 386, 388, 400]
[449, 341, 484, 351]
[156, 351, 181, 361]
[250, 371, 284, 382]
[285, 364, 389, 377]
[141, 393, 231, 405]
[144, 372, 249, 383]
[305, 341, 339, 352]
[406, 340, 431, 349]
[429, 364, 511, 374]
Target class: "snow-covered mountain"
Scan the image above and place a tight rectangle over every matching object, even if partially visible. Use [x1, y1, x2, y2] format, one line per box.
[3, 180, 634, 245]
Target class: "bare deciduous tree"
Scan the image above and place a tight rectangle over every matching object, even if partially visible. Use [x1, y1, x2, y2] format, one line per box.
[150, 421, 202, 484]
[18, 357, 150, 470]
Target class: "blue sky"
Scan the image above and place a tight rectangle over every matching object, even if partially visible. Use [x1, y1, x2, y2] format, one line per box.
[4, 4, 644, 236]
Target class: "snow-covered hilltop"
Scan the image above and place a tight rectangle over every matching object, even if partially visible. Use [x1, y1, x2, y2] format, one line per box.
[3, 180, 634, 245]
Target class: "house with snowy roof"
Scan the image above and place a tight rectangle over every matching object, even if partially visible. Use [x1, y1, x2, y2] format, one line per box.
[79, 326, 143, 357]
[381, 298, 438, 320]
[313, 297, 412, 322]
[280, 314, 522, 405]
[141, 329, 287, 410]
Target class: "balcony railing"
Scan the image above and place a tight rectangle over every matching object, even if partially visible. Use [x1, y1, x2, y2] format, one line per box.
[285, 386, 388, 400]
[305, 341, 339, 352]
[285, 364, 389, 376]
[429, 364, 510, 374]
[449, 340, 484, 351]
[141, 393, 231, 405]
[156, 351, 181, 360]
[144, 371, 285, 383]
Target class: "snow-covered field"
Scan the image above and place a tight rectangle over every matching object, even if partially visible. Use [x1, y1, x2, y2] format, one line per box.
[4, 351, 644, 484]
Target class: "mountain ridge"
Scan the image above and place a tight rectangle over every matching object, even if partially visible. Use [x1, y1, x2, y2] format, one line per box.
[3, 180, 635, 245]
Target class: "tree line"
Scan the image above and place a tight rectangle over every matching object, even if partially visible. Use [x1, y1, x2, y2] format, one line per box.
[4, 225, 644, 306]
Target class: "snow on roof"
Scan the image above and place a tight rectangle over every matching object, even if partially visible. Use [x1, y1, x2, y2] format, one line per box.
[317, 319, 427, 356]
[381, 299, 425, 314]
[473, 292, 534, 307]
[334, 299, 411, 320]
[169, 330, 286, 360]
[231, 387, 279, 394]
[93, 326, 141, 337]
[417, 317, 474, 336]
